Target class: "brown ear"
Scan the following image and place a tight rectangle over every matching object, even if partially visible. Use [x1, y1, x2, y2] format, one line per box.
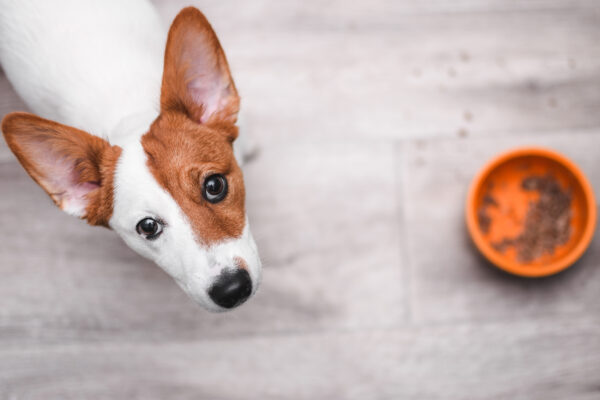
[161, 7, 239, 125]
[1, 112, 121, 226]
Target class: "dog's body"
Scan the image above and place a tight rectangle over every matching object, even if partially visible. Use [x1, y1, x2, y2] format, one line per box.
[0, 0, 261, 311]
[0, 0, 163, 143]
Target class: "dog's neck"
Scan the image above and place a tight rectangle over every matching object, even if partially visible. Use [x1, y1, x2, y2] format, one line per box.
[109, 109, 160, 147]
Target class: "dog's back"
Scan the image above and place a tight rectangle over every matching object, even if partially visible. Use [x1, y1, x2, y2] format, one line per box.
[0, 0, 165, 139]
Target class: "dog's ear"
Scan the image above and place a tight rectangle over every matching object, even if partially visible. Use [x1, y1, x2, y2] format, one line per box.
[1, 112, 121, 226]
[160, 7, 239, 126]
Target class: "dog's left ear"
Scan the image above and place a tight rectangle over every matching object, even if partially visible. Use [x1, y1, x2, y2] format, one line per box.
[1, 112, 121, 226]
[161, 7, 240, 127]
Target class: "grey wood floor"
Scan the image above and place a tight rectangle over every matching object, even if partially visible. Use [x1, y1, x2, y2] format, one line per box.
[1, 1, 600, 399]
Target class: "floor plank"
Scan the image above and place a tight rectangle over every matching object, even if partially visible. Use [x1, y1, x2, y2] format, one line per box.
[1, 315, 599, 400]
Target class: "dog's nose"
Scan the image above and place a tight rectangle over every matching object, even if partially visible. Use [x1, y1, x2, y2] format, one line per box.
[208, 268, 252, 309]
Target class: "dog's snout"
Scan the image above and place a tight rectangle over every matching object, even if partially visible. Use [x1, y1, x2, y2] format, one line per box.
[208, 268, 252, 309]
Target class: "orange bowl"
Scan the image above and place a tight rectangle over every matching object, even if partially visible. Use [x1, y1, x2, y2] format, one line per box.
[466, 147, 596, 277]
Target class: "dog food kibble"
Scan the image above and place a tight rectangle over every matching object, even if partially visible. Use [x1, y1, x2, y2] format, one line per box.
[491, 174, 572, 263]
[477, 194, 497, 234]
[477, 209, 492, 234]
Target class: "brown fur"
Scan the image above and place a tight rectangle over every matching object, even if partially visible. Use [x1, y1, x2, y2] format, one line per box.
[234, 256, 248, 270]
[1, 112, 121, 227]
[142, 113, 245, 245]
[143, 7, 246, 245]
[86, 142, 121, 226]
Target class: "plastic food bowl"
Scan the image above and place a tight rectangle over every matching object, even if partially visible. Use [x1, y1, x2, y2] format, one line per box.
[466, 147, 596, 277]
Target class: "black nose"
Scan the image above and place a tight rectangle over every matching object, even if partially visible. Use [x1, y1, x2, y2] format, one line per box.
[208, 269, 253, 309]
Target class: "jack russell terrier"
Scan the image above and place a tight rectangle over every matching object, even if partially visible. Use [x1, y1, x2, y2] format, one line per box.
[0, 0, 262, 311]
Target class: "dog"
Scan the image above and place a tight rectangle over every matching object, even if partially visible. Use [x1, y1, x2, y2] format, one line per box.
[0, 0, 262, 311]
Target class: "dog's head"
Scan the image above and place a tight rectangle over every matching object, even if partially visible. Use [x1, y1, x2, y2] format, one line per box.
[1, 8, 261, 311]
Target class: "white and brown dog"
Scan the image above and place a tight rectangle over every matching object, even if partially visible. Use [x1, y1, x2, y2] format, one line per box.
[0, 0, 261, 311]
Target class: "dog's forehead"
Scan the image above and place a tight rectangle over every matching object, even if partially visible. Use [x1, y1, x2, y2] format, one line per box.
[146, 112, 236, 161]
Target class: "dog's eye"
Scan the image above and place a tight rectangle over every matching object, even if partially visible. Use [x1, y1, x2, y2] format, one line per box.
[136, 218, 163, 240]
[203, 174, 228, 203]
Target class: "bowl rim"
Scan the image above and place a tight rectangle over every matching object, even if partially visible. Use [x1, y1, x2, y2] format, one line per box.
[465, 146, 597, 277]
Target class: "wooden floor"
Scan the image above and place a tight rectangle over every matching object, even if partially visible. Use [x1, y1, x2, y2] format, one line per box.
[1, 1, 600, 398]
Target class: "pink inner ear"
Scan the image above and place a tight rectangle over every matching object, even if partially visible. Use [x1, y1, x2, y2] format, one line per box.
[177, 30, 237, 124]
[29, 145, 99, 217]
[61, 166, 100, 216]
[187, 79, 226, 123]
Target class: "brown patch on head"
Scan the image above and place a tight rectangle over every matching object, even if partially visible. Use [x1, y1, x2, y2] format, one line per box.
[142, 113, 245, 244]
[1, 112, 122, 227]
[145, 7, 246, 245]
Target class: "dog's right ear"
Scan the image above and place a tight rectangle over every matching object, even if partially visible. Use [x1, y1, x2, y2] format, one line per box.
[1, 112, 121, 226]
[160, 7, 240, 126]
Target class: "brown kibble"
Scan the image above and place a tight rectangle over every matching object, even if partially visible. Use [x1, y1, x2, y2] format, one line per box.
[478, 192, 498, 234]
[492, 238, 513, 253]
[482, 194, 498, 207]
[492, 174, 572, 263]
[478, 209, 492, 234]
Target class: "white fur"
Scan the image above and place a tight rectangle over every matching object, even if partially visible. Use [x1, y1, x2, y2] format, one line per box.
[0, 0, 164, 138]
[0, 0, 261, 310]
